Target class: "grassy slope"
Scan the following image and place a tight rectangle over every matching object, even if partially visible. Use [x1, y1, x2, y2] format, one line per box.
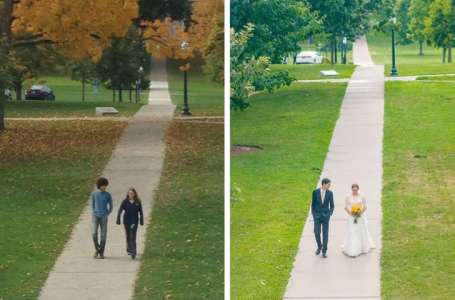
[134, 61, 224, 299]
[368, 31, 455, 76]
[231, 84, 345, 299]
[382, 81, 455, 299]
[270, 64, 355, 80]
[5, 76, 146, 117]
[166, 60, 224, 116]
[0, 120, 126, 299]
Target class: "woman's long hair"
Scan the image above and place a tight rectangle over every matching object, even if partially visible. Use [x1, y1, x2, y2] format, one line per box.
[126, 188, 141, 204]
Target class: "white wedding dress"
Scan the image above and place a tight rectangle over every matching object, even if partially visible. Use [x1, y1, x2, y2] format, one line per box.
[342, 193, 375, 257]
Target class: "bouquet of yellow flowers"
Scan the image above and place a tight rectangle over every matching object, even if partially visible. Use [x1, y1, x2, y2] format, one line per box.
[351, 204, 363, 224]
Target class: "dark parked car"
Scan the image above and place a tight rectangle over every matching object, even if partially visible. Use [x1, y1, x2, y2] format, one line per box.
[25, 85, 55, 101]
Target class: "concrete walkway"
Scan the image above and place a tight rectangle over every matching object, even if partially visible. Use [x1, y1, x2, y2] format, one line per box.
[283, 37, 384, 299]
[39, 60, 175, 300]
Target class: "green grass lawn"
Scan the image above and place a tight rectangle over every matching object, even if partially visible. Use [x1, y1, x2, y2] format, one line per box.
[0, 120, 126, 299]
[231, 83, 345, 299]
[382, 81, 455, 299]
[270, 63, 355, 80]
[368, 31, 455, 76]
[167, 60, 224, 116]
[416, 75, 455, 81]
[133, 121, 224, 299]
[5, 76, 146, 117]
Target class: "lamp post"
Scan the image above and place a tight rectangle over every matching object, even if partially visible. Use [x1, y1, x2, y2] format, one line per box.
[342, 37, 347, 64]
[136, 66, 143, 103]
[390, 17, 398, 76]
[180, 41, 191, 116]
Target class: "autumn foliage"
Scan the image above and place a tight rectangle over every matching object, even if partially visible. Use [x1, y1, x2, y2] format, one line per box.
[11, 0, 138, 61]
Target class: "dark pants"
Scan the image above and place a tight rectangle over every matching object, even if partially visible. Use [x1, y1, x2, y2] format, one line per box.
[314, 217, 330, 253]
[92, 215, 108, 255]
[124, 222, 138, 255]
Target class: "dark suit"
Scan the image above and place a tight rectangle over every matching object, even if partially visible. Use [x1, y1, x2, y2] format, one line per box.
[311, 188, 335, 253]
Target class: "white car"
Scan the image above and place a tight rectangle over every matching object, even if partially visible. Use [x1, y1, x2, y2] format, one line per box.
[295, 51, 323, 64]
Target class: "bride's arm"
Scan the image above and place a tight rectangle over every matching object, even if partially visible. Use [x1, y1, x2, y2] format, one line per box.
[344, 196, 351, 215]
[362, 195, 367, 212]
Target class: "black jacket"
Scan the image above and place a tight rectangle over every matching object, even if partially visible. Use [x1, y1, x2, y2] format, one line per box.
[116, 199, 144, 226]
[311, 188, 334, 220]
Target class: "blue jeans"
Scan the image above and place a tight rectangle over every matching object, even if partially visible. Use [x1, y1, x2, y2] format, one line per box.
[92, 215, 108, 255]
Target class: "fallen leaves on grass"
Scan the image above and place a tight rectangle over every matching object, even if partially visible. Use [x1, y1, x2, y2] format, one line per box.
[0, 120, 126, 161]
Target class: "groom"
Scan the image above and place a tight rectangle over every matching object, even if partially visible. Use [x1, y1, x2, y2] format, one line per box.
[311, 178, 334, 258]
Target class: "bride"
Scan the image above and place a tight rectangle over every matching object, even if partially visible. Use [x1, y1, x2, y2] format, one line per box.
[342, 183, 375, 257]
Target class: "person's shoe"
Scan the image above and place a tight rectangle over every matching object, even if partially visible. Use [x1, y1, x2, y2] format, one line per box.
[94, 251, 99, 259]
[315, 248, 322, 255]
[131, 253, 136, 260]
[322, 252, 328, 258]
[99, 254, 105, 259]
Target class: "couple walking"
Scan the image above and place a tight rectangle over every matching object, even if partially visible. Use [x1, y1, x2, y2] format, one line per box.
[312, 178, 375, 258]
[91, 177, 144, 259]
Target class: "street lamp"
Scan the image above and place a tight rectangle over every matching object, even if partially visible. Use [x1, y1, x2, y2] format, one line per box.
[180, 40, 191, 116]
[390, 17, 398, 76]
[136, 66, 143, 103]
[342, 37, 347, 64]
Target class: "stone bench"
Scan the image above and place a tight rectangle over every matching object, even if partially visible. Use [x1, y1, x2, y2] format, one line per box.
[320, 70, 339, 76]
[96, 107, 119, 116]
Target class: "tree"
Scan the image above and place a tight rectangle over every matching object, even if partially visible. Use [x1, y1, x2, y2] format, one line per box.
[409, 0, 431, 55]
[396, 0, 413, 45]
[0, 0, 139, 130]
[97, 27, 150, 103]
[231, 0, 319, 63]
[425, 0, 455, 62]
[231, 24, 294, 111]
[189, 0, 224, 81]
[70, 59, 97, 102]
[7, 38, 61, 101]
[202, 16, 224, 82]
[307, 0, 371, 64]
[138, 0, 192, 27]
[0, 37, 12, 131]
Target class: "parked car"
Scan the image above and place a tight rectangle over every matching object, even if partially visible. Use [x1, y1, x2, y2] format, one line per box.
[25, 85, 55, 101]
[295, 51, 323, 64]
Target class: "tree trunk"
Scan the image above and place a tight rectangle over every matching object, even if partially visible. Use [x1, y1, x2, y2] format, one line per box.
[0, 0, 14, 131]
[334, 38, 338, 64]
[1, 0, 14, 40]
[129, 88, 132, 103]
[112, 89, 116, 103]
[0, 93, 4, 131]
[15, 81, 22, 101]
[419, 40, 423, 56]
[82, 75, 86, 102]
[119, 87, 123, 102]
[448, 46, 452, 63]
[443, 47, 447, 63]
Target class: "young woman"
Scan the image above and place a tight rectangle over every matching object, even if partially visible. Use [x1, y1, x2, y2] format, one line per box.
[342, 183, 375, 257]
[116, 188, 144, 259]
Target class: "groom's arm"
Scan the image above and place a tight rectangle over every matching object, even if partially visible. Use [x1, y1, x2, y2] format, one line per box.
[311, 190, 316, 216]
[329, 192, 335, 216]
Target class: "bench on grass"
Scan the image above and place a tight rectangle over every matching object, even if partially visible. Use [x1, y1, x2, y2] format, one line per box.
[96, 107, 119, 116]
[320, 70, 339, 76]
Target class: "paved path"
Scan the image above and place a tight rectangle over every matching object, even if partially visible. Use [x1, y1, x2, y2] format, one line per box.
[283, 37, 384, 299]
[39, 60, 175, 300]
[353, 35, 375, 66]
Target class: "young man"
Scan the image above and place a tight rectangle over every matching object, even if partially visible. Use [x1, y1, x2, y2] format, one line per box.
[311, 178, 335, 258]
[92, 177, 113, 259]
